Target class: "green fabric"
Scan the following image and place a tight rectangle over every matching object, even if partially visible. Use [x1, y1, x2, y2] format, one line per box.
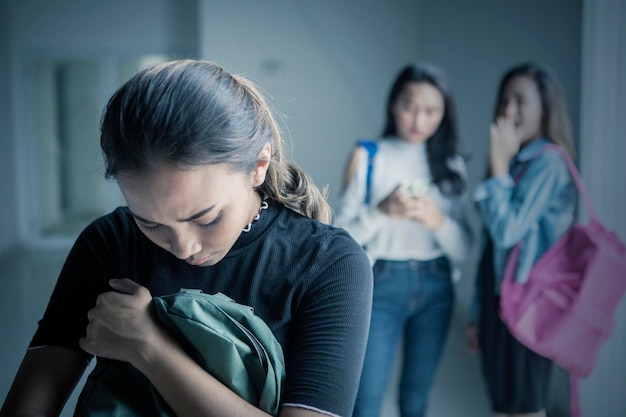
[74, 290, 285, 416]
[154, 290, 285, 414]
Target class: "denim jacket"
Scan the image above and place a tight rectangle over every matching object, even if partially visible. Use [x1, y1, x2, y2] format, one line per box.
[469, 138, 576, 322]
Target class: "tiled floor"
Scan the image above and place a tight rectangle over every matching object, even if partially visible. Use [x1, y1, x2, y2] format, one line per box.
[0, 247, 491, 417]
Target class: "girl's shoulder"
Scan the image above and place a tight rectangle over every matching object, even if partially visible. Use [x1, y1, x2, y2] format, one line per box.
[518, 144, 572, 189]
[73, 207, 146, 254]
[80, 206, 134, 235]
[518, 139, 568, 164]
[524, 143, 570, 171]
[276, 205, 367, 255]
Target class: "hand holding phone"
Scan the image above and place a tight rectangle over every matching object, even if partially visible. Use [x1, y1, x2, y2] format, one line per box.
[399, 178, 431, 197]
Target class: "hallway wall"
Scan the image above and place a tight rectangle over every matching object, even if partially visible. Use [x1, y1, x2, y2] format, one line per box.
[0, 0, 18, 256]
[0, 0, 198, 254]
[578, 0, 626, 414]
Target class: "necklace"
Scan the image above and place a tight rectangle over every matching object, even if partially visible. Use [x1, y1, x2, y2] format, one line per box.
[242, 196, 269, 233]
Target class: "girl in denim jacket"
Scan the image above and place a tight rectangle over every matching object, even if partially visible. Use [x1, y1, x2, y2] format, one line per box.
[466, 62, 577, 417]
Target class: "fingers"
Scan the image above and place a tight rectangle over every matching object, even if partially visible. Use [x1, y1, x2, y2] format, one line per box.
[491, 118, 515, 139]
[489, 123, 498, 141]
[78, 337, 92, 354]
[79, 334, 101, 356]
[80, 280, 154, 361]
[79, 311, 103, 356]
[108, 278, 149, 297]
[380, 189, 437, 223]
[91, 280, 151, 319]
[489, 116, 521, 174]
[395, 194, 419, 217]
[493, 115, 514, 129]
[496, 115, 514, 126]
[379, 188, 410, 217]
[414, 197, 445, 230]
[465, 323, 480, 354]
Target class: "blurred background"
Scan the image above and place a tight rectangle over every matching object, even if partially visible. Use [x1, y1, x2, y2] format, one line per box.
[0, 0, 624, 416]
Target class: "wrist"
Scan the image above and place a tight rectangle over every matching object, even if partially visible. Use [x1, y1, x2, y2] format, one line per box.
[429, 213, 445, 231]
[377, 200, 389, 216]
[490, 161, 509, 176]
[129, 325, 175, 373]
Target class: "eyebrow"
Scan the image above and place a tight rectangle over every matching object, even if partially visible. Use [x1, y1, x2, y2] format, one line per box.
[129, 205, 216, 224]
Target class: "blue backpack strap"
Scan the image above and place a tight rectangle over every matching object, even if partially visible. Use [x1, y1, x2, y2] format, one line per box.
[357, 140, 378, 204]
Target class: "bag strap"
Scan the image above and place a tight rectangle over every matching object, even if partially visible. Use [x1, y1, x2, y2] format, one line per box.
[570, 375, 581, 417]
[505, 143, 598, 284]
[538, 144, 599, 223]
[357, 139, 378, 204]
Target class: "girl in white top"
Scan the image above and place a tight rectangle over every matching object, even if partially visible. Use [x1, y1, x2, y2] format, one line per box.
[334, 63, 473, 417]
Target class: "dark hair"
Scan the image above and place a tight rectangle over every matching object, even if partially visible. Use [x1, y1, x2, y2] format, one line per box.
[100, 59, 331, 223]
[382, 63, 465, 196]
[494, 62, 575, 159]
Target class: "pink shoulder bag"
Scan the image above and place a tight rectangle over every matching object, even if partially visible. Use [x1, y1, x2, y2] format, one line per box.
[499, 144, 626, 417]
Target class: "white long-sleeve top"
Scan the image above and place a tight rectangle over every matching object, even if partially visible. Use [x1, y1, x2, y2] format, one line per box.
[334, 138, 473, 268]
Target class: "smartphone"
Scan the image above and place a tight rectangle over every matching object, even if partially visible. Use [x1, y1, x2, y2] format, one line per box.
[399, 178, 431, 197]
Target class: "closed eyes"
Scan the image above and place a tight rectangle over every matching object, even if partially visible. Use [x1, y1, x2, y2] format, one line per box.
[134, 213, 222, 232]
[135, 220, 161, 232]
[199, 213, 222, 228]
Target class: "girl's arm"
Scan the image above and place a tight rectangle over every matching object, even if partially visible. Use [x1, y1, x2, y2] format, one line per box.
[79, 279, 277, 417]
[0, 346, 88, 417]
[126, 326, 334, 417]
[418, 156, 474, 264]
[432, 195, 473, 264]
[334, 146, 388, 245]
[81, 269, 372, 417]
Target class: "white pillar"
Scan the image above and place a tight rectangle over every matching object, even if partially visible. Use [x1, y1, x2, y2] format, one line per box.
[579, 0, 626, 415]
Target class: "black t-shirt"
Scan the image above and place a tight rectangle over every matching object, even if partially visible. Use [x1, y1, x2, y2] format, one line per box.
[30, 201, 373, 417]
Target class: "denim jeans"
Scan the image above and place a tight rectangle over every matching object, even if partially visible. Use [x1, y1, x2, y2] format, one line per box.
[353, 257, 454, 417]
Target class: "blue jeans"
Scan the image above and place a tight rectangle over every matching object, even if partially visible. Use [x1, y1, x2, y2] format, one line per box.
[353, 257, 454, 417]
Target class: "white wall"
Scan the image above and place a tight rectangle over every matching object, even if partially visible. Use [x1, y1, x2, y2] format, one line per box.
[2, 0, 198, 252]
[579, 0, 626, 415]
[198, 0, 422, 211]
[0, 0, 18, 257]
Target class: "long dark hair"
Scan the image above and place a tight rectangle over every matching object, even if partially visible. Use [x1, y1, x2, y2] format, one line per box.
[494, 62, 575, 159]
[100, 59, 331, 223]
[382, 63, 465, 196]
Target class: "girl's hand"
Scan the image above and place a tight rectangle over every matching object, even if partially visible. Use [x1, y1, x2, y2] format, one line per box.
[79, 279, 161, 364]
[489, 116, 521, 176]
[378, 189, 444, 230]
[411, 195, 445, 230]
[465, 322, 480, 355]
[377, 186, 419, 219]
